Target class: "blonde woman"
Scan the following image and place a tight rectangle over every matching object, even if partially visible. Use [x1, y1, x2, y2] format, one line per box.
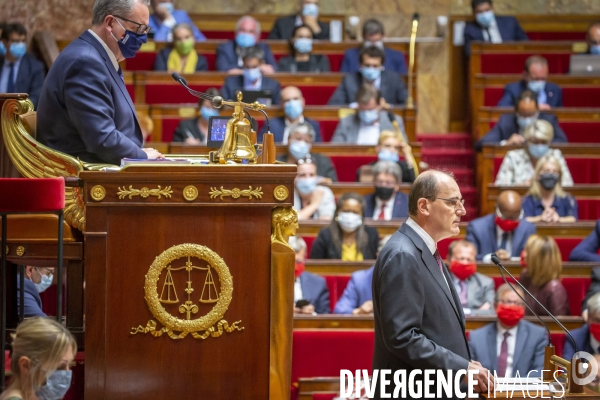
[523, 155, 578, 223]
[0, 318, 76, 400]
[356, 130, 415, 183]
[519, 235, 569, 316]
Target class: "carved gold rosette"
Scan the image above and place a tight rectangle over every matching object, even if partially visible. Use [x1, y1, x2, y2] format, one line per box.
[273, 185, 289, 201]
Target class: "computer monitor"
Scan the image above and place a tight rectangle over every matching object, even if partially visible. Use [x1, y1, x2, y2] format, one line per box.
[239, 90, 273, 106]
[207, 116, 231, 148]
[570, 55, 600, 76]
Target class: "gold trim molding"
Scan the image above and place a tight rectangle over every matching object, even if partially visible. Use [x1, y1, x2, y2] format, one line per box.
[117, 185, 173, 200]
[273, 185, 289, 202]
[209, 186, 263, 200]
[183, 185, 199, 201]
[90, 185, 106, 201]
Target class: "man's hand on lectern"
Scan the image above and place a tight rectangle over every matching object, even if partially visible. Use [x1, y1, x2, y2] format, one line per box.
[464, 360, 494, 393]
[143, 148, 165, 160]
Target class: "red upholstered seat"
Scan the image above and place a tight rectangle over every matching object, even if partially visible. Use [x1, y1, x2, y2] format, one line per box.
[493, 157, 600, 184]
[558, 122, 600, 143]
[125, 52, 156, 70]
[556, 238, 585, 260]
[324, 275, 352, 310]
[304, 236, 316, 257]
[0, 178, 64, 212]
[329, 155, 378, 182]
[550, 333, 567, 358]
[481, 54, 571, 74]
[527, 32, 587, 41]
[484, 88, 600, 109]
[577, 199, 600, 220]
[313, 394, 337, 400]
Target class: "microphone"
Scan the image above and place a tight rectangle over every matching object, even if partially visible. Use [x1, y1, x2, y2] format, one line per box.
[171, 72, 187, 86]
[412, 12, 419, 22]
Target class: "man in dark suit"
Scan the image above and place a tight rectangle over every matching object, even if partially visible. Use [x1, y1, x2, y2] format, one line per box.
[215, 16, 277, 73]
[0, 23, 45, 108]
[475, 90, 568, 151]
[340, 18, 407, 74]
[466, 190, 536, 262]
[220, 45, 281, 105]
[498, 56, 562, 110]
[17, 266, 53, 318]
[372, 170, 493, 398]
[290, 237, 330, 314]
[570, 219, 600, 262]
[328, 46, 407, 106]
[469, 284, 546, 377]
[564, 292, 600, 361]
[364, 161, 408, 220]
[37, 0, 163, 165]
[268, 0, 329, 40]
[463, 0, 528, 57]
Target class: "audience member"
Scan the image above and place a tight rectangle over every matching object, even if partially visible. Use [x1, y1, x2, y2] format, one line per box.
[268, 0, 330, 40]
[16, 266, 53, 318]
[586, 21, 600, 55]
[215, 16, 276, 73]
[468, 284, 546, 377]
[476, 90, 568, 151]
[289, 236, 330, 314]
[258, 86, 322, 143]
[463, 0, 528, 57]
[363, 161, 408, 220]
[497, 56, 562, 110]
[293, 159, 335, 220]
[276, 121, 337, 182]
[277, 25, 330, 73]
[310, 192, 379, 260]
[153, 23, 208, 72]
[138, 114, 154, 141]
[565, 292, 600, 362]
[340, 18, 408, 74]
[328, 46, 407, 106]
[0, 318, 76, 400]
[331, 85, 406, 144]
[148, 0, 205, 42]
[466, 190, 536, 263]
[495, 119, 573, 186]
[0, 23, 45, 108]
[570, 219, 600, 262]
[523, 155, 577, 223]
[447, 240, 495, 315]
[173, 88, 220, 144]
[220, 46, 281, 105]
[356, 130, 415, 183]
[519, 234, 569, 316]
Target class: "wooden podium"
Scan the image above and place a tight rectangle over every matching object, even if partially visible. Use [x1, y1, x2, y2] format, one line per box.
[80, 164, 297, 399]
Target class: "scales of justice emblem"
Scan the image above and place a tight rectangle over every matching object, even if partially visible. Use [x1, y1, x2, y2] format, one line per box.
[131, 243, 244, 339]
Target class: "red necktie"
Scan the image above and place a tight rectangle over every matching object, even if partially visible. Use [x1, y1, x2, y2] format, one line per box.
[378, 202, 386, 220]
[433, 250, 444, 273]
[497, 331, 510, 377]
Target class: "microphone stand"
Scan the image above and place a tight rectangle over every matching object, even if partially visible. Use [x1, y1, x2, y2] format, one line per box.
[387, 112, 419, 176]
[406, 13, 419, 109]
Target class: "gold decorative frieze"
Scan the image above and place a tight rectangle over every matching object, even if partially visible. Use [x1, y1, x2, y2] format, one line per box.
[117, 185, 173, 200]
[209, 186, 263, 200]
[90, 185, 106, 201]
[183, 185, 199, 201]
[16, 246, 25, 257]
[273, 185, 289, 201]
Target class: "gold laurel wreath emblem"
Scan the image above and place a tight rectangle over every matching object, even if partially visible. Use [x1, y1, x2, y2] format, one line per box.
[209, 186, 263, 200]
[117, 185, 173, 200]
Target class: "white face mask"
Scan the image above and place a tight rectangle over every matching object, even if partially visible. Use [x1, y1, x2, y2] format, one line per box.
[35, 268, 53, 293]
[337, 212, 363, 233]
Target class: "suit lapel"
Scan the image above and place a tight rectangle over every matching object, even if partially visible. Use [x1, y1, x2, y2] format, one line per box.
[488, 324, 499, 371]
[511, 223, 525, 257]
[300, 273, 313, 301]
[512, 323, 528, 375]
[489, 218, 499, 252]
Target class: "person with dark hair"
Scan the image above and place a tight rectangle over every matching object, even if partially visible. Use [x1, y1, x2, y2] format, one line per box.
[277, 25, 330, 73]
[268, 0, 330, 40]
[153, 23, 208, 72]
[173, 87, 220, 144]
[309, 192, 379, 260]
[148, 0, 205, 42]
[0, 23, 46, 108]
[586, 21, 600, 55]
[328, 45, 407, 106]
[497, 55, 562, 109]
[463, 0, 528, 57]
[17, 266, 54, 318]
[363, 161, 409, 220]
[340, 18, 407, 74]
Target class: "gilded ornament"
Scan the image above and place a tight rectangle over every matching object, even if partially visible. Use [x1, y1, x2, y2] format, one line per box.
[183, 185, 199, 201]
[5, 245, 8, 255]
[16, 246, 25, 257]
[90, 185, 106, 201]
[271, 207, 298, 248]
[209, 186, 263, 200]
[273, 185, 289, 201]
[117, 185, 173, 200]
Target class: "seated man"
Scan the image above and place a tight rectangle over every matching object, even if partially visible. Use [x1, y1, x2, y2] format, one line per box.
[475, 90, 568, 151]
[290, 236, 331, 314]
[566, 292, 600, 361]
[258, 86, 321, 143]
[463, 0, 528, 57]
[148, 0, 205, 42]
[570, 219, 600, 262]
[586, 21, 600, 55]
[328, 46, 407, 106]
[220, 46, 282, 105]
[466, 190, 536, 263]
[497, 55, 562, 110]
[331, 85, 406, 144]
[469, 283, 546, 377]
[268, 0, 329, 40]
[216, 16, 276, 74]
[447, 239, 494, 315]
[364, 161, 408, 220]
[17, 266, 54, 318]
[340, 18, 407, 74]
[0, 23, 45, 108]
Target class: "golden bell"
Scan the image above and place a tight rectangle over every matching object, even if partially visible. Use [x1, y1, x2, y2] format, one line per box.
[214, 92, 258, 164]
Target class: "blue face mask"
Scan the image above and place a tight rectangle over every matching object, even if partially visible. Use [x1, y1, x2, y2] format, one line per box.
[591, 45, 600, 55]
[236, 32, 256, 48]
[35, 271, 53, 293]
[528, 80, 546, 93]
[360, 67, 381, 81]
[289, 140, 311, 159]
[9, 42, 26, 59]
[517, 115, 537, 130]
[296, 177, 318, 195]
[0, 42, 6, 56]
[200, 106, 220, 121]
[157, 2, 174, 14]
[302, 3, 319, 17]
[243, 67, 261, 83]
[112, 19, 147, 59]
[359, 109, 379, 125]
[294, 38, 313, 54]
[528, 143, 549, 159]
[284, 99, 303, 119]
[378, 150, 399, 163]
[476, 10, 495, 28]
[36, 370, 72, 400]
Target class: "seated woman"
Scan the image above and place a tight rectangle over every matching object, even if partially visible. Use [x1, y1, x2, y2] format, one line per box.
[173, 88, 220, 144]
[523, 154, 578, 223]
[277, 121, 337, 183]
[519, 234, 569, 316]
[356, 130, 415, 183]
[153, 23, 208, 73]
[310, 192, 379, 260]
[495, 119, 573, 186]
[277, 25, 331, 73]
[294, 159, 335, 221]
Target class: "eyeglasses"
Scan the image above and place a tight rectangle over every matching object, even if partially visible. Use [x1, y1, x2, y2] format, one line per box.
[498, 300, 524, 306]
[297, 157, 313, 165]
[113, 15, 151, 35]
[427, 196, 466, 210]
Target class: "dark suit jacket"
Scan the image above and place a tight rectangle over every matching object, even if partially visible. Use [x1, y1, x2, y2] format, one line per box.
[463, 15, 528, 57]
[333, 266, 374, 314]
[372, 223, 470, 399]
[153, 47, 208, 72]
[220, 75, 282, 105]
[364, 191, 409, 219]
[327, 70, 407, 106]
[310, 225, 379, 260]
[468, 320, 547, 377]
[37, 31, 146, 165]
[16, 277, 46, 318]
[277, 152, 337, 182]
[340, 46, 408, 75]
[475, 112, 569, 151]
[258, 116, 322, 143]
[570, 220, 600, 262]
[173, 117, 206, 142]
[563, 324, 595, 362]
[299, 271, 331, 314]
[0, 53, 45, 108]
[465, 214, 536, 261]
[497, 80, 563, 108]
[267, 15, 330, 40]
[215, 41, 277, 72]
[277, 54, 330, 73]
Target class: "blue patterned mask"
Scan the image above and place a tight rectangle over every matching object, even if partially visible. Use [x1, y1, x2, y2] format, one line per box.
[112, 19, 147, 59]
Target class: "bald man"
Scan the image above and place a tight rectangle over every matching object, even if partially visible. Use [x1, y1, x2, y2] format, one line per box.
[466, 190, 536, 263]
[586, 22, 600, 55]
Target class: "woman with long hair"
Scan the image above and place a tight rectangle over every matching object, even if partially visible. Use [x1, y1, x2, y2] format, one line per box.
[277, 24, 330, 73]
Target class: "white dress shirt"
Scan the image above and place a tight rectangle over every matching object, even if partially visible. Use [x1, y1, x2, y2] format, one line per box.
[87, 29, 119, 72]
[372, 196, 393, 220]
[482, 226, 513, 264]
[482, 18, 503, 44]
[294, 277, 303, 302]
[282, 115, 305, 144]
[405, 218, 450, 289]
[356, 122, 380, 145]
[496, 323, 519, 377]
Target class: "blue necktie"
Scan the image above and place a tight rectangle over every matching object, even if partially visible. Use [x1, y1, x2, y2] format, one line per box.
[117, 66, 124, 83]
[6, 63, 15, 92]
[500, 232, 509, 250]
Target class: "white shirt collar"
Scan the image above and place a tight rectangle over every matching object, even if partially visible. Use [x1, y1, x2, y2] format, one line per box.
[87, 29, 120, 72]
[285, 115, 305, 126]
[497, 322, 518, 336]
[406, 218, 437, 255]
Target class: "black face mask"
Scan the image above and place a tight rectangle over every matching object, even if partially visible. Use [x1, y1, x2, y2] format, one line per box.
[375, 186, 394, 201]
[539, 173, 559, 190]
